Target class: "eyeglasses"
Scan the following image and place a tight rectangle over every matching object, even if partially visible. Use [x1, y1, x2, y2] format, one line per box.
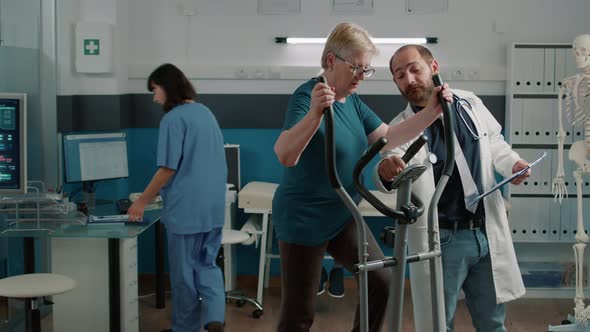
[334, 53, 375, 78]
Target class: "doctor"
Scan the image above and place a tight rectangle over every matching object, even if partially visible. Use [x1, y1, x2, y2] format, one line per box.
[375, 45, 530, 331]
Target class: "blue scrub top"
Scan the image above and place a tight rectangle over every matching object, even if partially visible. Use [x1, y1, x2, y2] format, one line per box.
[272, 78, 383, 246]
[157, 102, 227, 234]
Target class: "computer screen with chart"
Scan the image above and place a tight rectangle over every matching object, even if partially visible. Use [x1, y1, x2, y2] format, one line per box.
[63, 132, 129, 184]
[0, 93, 27, 194]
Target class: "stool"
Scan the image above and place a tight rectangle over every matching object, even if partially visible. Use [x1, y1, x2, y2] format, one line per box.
[219, 229, 264, 319]
[0, 273, 76, 332]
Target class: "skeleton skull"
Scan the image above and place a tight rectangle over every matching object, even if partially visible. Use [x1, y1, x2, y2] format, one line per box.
[573, 34, 590, 69]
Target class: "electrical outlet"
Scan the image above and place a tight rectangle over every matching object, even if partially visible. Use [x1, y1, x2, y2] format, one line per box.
[452, 69, 465, 80]
[235, 68, 248, 79]
[467, 70, 480, 80]
[268, 70, 281, 79]
[253, 69, 265, 79]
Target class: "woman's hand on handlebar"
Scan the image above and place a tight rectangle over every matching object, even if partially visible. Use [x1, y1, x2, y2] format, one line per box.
[425, 83, 453, 115]
[378, 155, 406, 182]
[310, 82, 335, 118]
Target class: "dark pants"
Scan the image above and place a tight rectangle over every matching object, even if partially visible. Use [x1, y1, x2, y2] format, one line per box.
[277, 220, 391, 332]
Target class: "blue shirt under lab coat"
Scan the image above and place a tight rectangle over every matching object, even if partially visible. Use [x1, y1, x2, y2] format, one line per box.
[413, 97, 485, 224]
[157, 102, 227, 234]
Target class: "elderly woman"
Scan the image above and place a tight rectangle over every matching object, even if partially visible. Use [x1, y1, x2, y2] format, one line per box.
[272, 22, 452, 331]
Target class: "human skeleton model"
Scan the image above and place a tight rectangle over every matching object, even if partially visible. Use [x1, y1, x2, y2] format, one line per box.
[552, 34, 590, 323]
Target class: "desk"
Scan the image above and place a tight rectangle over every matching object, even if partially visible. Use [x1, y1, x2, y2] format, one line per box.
[238, 181, 397, 306]
[0, 205, 164, 332]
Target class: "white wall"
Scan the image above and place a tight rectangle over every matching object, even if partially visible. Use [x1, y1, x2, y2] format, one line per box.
[56, 0, 590, 95]
[56, 0, 128, 95]
[0, 0, 39, 48]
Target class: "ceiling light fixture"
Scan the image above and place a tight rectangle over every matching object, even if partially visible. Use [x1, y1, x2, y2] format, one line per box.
[274, 37, 438, 45]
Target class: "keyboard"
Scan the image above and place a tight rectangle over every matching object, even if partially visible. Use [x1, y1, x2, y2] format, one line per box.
[88, 214, 142, 224]
[87, 214, 149, 226]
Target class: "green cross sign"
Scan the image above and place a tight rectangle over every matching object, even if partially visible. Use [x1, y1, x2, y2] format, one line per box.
[84, 39, 100, 55]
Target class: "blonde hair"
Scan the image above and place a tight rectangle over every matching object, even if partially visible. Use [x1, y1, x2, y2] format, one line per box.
[321, 22, 378, 69]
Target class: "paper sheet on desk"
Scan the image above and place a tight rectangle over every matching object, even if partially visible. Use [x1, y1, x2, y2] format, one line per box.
[466, 152, 547, 208]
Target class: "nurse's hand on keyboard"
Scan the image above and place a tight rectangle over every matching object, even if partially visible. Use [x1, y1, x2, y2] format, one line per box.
[127, 200, 146, 222]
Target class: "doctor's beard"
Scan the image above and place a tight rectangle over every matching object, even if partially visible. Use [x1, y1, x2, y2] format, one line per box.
[402, 84, 434, 106]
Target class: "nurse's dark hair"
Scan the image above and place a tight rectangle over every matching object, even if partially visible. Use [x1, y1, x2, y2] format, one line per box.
[389, 44, 434, 74]
[147, 63, 197, 112]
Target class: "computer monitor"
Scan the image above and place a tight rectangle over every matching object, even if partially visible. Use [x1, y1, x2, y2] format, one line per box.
[0, 93, 27, 194]
[63, 132, 129, 190]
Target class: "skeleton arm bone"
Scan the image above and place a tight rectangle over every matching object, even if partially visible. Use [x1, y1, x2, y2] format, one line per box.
[552, 84, 569, 202]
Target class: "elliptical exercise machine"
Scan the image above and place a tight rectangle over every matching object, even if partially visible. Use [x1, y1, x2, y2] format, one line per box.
[319, 74, 456, 332]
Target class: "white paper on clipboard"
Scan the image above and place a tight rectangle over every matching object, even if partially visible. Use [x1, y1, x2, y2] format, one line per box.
[466, 151, 547, 208]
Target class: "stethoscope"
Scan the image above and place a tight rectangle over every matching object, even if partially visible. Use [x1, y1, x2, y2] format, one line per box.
[425, 95, 481, 165]
[453, 95, 481, 141]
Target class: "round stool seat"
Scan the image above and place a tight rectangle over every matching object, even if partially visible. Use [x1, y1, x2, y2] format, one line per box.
[0, 273, 76, 298]
[222, 229, 250, 245]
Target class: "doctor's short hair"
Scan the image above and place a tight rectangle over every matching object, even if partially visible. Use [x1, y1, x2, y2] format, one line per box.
[147, 63, 197, 112]
[321, 22, 378, 70]
[389, 44, 434, 74]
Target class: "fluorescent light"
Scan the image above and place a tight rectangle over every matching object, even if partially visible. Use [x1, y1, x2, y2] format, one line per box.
[275, 37, 437, 45]
[286, 38, 326, 44]
[372, 38, 432, 44]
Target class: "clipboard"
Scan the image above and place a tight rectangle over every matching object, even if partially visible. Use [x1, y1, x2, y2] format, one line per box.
[466, 151, 547, 208]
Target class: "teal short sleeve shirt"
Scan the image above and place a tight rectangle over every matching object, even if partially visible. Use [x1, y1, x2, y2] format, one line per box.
[272, 78, 382, 246]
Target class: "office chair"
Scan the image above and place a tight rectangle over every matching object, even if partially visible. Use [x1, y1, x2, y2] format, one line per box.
[219, 229, 264, 319]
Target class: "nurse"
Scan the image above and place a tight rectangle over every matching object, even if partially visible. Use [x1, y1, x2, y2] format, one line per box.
[128, 63, 227, 332]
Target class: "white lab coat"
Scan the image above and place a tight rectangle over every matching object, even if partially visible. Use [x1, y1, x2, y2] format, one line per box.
[373, 89, 525, 332]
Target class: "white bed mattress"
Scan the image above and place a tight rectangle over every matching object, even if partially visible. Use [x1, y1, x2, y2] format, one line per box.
[238, 181, 398, 216]
[238, 181, 278, 211]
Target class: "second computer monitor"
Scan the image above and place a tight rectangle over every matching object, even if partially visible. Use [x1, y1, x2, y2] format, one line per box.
[63, 132, 129, 183]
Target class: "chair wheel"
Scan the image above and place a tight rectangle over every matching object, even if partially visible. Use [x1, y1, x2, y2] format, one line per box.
[252, 309, 263, 319]
[236, 299, 246, 307]
[561, 319, 572, 324]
